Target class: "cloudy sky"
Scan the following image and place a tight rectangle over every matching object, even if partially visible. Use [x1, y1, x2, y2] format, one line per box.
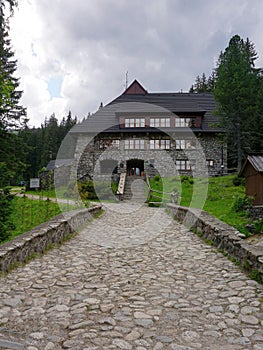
[9, 0, 263, 127]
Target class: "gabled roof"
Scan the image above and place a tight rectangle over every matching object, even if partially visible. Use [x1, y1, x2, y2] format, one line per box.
[240, 155, 263, 175]
[70, 102, 174, 134]
[123, 79, 148, 95]
[70, 80, 223, 134]
[46, 159, 73, 171]
[108, 80, 222, 132]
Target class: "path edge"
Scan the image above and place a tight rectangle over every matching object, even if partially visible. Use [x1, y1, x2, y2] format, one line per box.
[0, 205, 102, 273]
[167, 203, 263, 282]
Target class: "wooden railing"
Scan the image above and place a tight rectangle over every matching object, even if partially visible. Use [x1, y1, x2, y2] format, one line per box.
[145, 174, 179, 205]
[116, 172, 126, 195]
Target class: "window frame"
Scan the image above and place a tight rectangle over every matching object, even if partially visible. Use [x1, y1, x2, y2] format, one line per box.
[149, 139, 170, 150]
[175, 139, 196, 150]
[124, 139, 145, 150]
[175, 117, 195, 128]
[206, 159, 214, 167]
[150, 117, 170, 128]
[124, 118, 145, 128]
[176, 159, 194, 171]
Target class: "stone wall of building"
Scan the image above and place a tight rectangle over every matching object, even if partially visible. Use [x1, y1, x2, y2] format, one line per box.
[0, 205, 102, 273]
[75, 134, 96, 180]
[198, 134, 227, 175]
[166, 203, 263, 279]
[75, 132, 226, 180]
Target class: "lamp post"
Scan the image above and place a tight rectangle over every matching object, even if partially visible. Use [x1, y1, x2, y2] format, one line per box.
[221, 145, 224, 175]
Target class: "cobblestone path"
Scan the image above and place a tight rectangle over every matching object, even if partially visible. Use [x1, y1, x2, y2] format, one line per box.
[0, 203, 263, 350]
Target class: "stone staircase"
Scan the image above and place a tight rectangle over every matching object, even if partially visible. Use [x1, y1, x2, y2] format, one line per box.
[122, 176, 148, 203]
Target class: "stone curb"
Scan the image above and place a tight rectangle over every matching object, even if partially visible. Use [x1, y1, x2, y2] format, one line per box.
[0, 205, 102, 273]
[167, 203, 263, 279]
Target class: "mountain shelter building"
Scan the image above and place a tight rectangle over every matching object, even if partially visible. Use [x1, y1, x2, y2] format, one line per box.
[61, 80, 226, 182]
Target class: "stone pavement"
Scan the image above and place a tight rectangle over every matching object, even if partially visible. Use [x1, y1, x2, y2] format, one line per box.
[0, 203, 263, 350]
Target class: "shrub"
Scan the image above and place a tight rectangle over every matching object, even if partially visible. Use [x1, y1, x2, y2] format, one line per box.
[180, 175, 194, 184]
[232, 175, 245, 186]
[78, 180, 98, 200]
[232, 195, 253, 213]
[111, 180, 118, 195]
[189, 178, 194, 185]
[153, 174, 161, 182]
[65, 179, 119, 201]
[0, 188, 15, 242]
[180, 175, 189, 183]
[251, 220, 263, 234]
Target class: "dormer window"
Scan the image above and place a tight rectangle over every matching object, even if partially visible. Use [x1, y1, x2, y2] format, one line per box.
[125, 118, 145, 128]
[150, 117, 170, 128]
[175, 117, 195, 128]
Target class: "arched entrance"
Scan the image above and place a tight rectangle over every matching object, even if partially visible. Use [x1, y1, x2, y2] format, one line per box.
[127, 159, 144, 176]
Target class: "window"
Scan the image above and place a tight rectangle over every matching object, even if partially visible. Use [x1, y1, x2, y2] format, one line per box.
[150, 117, 170, 127]
[124, 139, 145, 150]
[150, 139, 170, 150]
[111, 140, 120, 149]
[176, 160, 194, 171]
[99, 139, 120, 149]
[136, 118, 145, 127]
[125, 118, 145, 128]
[175, 117, 195, 127]
[206, 160, 214, 167]
[175, 139, 196, 150]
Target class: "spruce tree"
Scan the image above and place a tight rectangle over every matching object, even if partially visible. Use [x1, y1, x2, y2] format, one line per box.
[213, 35, 263, 170]
[0, 0, 26, 127]
[189, 72, 215, 93]
[0, 0, 27, 186]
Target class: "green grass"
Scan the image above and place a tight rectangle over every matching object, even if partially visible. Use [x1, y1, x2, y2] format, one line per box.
[25, 187, 68, 199]
[6, 196, 78, 243]
[148, 175, 251, 235]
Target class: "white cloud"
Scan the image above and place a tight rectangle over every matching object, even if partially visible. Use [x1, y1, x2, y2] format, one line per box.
[9, 0, 263, 126]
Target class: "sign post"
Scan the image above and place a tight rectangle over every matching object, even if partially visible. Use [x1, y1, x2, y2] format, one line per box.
[30, 178, 40, 189]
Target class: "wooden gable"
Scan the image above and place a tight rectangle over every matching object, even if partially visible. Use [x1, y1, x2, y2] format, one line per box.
[240, 155, 263, 205]
[123, 80, 147, 95]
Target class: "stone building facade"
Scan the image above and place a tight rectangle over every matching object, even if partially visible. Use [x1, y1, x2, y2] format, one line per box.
[66, 80, 226, 181]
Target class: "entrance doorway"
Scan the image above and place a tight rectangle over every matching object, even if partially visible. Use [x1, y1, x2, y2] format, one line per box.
[127, 159, 144, 176]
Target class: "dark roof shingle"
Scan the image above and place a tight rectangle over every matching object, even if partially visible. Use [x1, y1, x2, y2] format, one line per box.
[70, 80, 223, 134]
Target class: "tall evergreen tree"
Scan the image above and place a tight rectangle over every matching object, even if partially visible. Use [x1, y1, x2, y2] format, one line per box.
[18, 111, 78, 180]
[213, 35, 263, 170]
[0, 0, 25, 127]
[0, 0, 27, 186]
[0, 0, 23, 241]
[189, 72, 216, 93]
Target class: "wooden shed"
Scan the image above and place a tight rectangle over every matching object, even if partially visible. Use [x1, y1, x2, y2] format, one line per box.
[240, 155, 263, 205]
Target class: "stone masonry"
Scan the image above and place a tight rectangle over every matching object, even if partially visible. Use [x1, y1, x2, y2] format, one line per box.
[76, 133, 226, 180]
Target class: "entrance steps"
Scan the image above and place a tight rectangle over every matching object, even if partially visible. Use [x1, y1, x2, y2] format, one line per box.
[122, 176, 147, 203]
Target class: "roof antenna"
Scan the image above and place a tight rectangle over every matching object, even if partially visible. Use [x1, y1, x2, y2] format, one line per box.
[125, 71, 128, 89]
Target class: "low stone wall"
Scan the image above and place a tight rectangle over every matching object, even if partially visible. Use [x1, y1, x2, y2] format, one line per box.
[250, 206, 263, 220]
[0, 205, 102, 273]
[167, 204, 263, 279]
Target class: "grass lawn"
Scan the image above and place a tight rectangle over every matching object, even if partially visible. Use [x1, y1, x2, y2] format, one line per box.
[7, 196, 79, 243]
[148, 175, 251, 235]
[6, 175, 252, 240]
[23, 187, 67, 199]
